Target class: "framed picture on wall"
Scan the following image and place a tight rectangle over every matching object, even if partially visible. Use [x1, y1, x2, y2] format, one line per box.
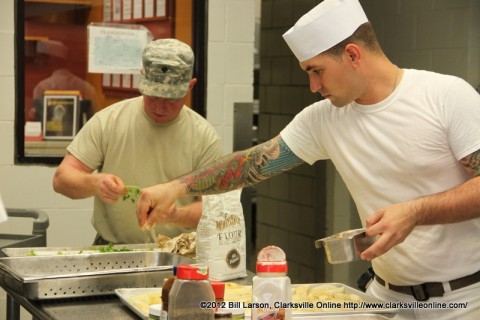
[42, 91, 79, 140]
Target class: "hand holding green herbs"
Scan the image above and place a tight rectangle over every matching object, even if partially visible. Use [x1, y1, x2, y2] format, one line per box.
[123, 185, 141, 203]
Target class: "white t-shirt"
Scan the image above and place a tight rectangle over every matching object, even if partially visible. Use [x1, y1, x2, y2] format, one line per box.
[68, 96, 223, 244]
[281, 69, 480, 285]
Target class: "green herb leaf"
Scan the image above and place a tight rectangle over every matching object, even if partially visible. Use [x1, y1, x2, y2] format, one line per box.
[123, 185, 141, 203]
[98, 242, 133, 253]
[26, 250, 36, 256]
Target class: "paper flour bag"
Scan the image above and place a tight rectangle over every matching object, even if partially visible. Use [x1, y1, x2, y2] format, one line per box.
[197, 189, 247, 281]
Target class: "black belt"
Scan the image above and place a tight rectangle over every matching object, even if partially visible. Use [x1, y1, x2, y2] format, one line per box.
[375, 270, 480, 301]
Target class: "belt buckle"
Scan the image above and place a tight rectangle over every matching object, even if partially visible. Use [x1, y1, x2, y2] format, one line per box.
[410, 283, 430, 301]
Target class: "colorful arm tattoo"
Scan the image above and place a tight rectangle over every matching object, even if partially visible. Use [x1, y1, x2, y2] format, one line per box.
[178, 136, 305, 195]
[460, 149, 480, 177]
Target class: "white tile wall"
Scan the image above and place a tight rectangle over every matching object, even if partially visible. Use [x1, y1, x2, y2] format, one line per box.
[206, 84, 225, 126]
[207, 0, 255, 154]
[0, 33, 14, 77]
[0, 0, 13, 32]
[225, 43, 254, 84]
[208, 0, 226, 42]
[225, 0, 255, 43]
[0, 77, 14, 121]
[0, 122, 14, 166]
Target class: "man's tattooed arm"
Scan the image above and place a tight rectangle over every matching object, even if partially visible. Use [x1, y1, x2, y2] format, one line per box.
[403, 148, 480, 226]
[459, 149, 480, 177]
[178, 135, 305, 195]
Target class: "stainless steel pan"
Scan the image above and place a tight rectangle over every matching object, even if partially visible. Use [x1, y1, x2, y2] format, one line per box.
[315, 228, 376, 264]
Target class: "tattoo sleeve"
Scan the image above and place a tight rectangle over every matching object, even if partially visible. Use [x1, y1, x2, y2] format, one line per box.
[178, 136, 305, 195]
[459, 149, 480, 177]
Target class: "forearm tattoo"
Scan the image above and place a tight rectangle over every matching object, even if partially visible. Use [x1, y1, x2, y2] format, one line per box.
[460, 149, 480, 177]
[178, 136, 305, 195]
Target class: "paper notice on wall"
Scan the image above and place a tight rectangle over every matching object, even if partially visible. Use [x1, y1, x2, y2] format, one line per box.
[112, 74, 121, 87]
[133, 0, 143, 19]
[123, 0, 132, 20]
[88, 23, 150, 74]
[112, 0, 121, 21]
[122, 74, 132, 88]
[103, 0, 111, 21]
[132, 74, 141, 89]
[145, 0, 154, 18]
[156, 0, 166, 17]
[102, 73, 111, 86]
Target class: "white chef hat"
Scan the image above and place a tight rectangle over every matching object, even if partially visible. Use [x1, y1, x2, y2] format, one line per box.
[283, 0, 368, 62]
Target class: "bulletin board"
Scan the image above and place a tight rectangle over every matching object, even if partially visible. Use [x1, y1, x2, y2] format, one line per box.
[99, 0, 174, 96]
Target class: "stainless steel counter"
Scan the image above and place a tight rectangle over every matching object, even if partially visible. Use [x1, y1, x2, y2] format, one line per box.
[3, 271, 255, 320]
[4, 286, 138, 320]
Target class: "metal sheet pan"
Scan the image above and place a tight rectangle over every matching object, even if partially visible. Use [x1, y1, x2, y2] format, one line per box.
[116, 288, 162, 320]
[0, 251, 194, 300]
[1, 243, 161, 257]
[116, 283, 398, 319]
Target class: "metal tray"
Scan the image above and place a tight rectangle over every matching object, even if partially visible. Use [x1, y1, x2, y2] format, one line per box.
[1, 243, 161, 257]
[290, 283, 397, 318]
[0, 251, 194, 300]
[116, 283, 398, 319]
[116, 288, 163, 320]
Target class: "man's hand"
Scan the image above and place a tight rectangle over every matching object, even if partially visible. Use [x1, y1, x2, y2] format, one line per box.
[95, 174, 126, 203]
[136, 181, 184, 229]
[361, 200, 420, 260]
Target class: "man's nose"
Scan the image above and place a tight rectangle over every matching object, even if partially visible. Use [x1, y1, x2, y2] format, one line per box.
[154, 98, 168, 108]
[309, 75, 323, 93]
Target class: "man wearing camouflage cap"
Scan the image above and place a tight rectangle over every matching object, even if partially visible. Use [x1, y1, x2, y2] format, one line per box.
[53, 38, 223, 244]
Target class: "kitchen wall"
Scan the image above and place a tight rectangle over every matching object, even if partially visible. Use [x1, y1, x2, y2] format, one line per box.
[0, 0, 254, 318]
[257, 0, 480, 287]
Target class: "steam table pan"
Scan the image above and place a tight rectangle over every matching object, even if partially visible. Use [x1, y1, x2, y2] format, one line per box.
[0, 251, 194, 300]
[315, 228, 376, 264]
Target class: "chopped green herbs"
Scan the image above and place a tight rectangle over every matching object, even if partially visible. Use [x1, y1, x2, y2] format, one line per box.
[123, 185, 141, 203]
[96, 242, 132, 253]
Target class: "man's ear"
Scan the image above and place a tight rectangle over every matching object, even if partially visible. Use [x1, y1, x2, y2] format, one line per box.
[189, 78, 197, 90]
[344, 44, 362, 65]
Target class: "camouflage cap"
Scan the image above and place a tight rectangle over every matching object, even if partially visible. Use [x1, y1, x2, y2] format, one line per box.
[138, 39, 194, 99]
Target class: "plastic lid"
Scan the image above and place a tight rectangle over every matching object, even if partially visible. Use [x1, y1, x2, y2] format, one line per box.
[256, 245, 288, 273]
[149, 303, 162, 316]
[176, 264, 209, 280]
[211, 281, 225, 299]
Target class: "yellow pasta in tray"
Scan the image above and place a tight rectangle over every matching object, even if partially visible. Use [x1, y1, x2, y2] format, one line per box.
[292, 283, 310, 296]
[128, 289, 163, 315]
[124, 283, 365, 316]
[223, 282, 364, 313]
[224, 282, 252, 304]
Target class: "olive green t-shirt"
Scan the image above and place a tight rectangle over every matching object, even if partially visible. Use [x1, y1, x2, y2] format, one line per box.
[67, 96, 223, 243]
